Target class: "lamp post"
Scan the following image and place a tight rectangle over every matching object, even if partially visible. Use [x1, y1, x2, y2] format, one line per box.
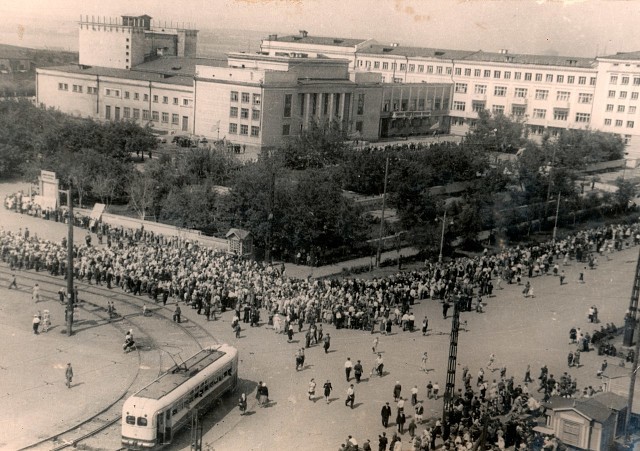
[438, 210, 447, 264]
[552, 192, 561, 243]
[376, 156, 390, 268]
[65, 180, 74, 336]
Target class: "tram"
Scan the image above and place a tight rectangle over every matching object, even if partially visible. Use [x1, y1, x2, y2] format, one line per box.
[121, 344, 238, 449]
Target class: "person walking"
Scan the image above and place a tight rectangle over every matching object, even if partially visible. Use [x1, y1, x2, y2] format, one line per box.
[323, 333, 331, 353]
[421, 316, 429, 336]
[173, 305, 181, 323]
[381, 402, 392, 428]
[396, 410, 406, 434]
[378, 432, 388, 451]
[308, 378, 316, 400]
[421, 352, 429, 372]
[372, 336, 379, 354]
[65, 363, 73, 388]
[393, 381, 402, 402]
[354, 360, 364, 383]
[238, 392, 247, 415]
[323, 379, 333, 404]
[8, 272, 17, 289]
[345, 384, 355, 409]
[345, 357, 353, 381]
[32, 283, 40, 303]
[32, 313, 40, 334]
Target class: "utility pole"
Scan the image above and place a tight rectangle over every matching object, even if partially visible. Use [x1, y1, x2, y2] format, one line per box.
[66, 180, 74, 336]
[552, 192, 561, 242]
[623, 247, 640, 442]
[265, 159, 275, 265]
[376, 156, 389, 267]
[543, 145, 557, 229]
[442, 299, 460, 427]
[438, 210, 447, 263]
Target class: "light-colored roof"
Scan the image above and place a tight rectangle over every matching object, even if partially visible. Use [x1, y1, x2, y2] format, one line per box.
[545, 393, 626, 423]
[226, 228, 251, 240]
[600, 51, 640, 61]
[460, 51, 595, 69]
[134, 56, 227, 76]
[40, 64, 194, 86]
[268, 35, 368, 48]
[359, 44, 474, 60]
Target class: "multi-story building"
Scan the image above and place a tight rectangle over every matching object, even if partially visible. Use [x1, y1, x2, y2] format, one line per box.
[262, 33, 640, 156]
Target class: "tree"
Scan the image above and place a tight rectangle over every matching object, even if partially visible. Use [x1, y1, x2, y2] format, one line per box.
[128, 174, 158, 220]
[91, 174, 118, 207]
[279, 119, 349, 170]
[614, 177, 637, 213]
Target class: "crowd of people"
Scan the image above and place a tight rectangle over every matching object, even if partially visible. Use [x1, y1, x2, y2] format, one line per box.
[4, 193, 640, 450]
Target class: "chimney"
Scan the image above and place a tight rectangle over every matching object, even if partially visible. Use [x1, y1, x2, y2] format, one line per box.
[499, 49, 509, 54]
[299, 30, 308, 38]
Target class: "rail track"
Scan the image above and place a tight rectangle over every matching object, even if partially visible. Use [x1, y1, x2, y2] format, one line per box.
[1, 264, 219, 450]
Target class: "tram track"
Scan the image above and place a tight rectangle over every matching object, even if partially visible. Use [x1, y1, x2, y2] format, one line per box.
[0, 264, 220, 450]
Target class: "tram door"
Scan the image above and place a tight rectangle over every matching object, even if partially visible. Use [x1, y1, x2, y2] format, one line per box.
[156, 410, 172, 444]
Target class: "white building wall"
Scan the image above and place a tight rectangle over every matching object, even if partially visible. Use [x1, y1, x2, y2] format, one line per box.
[79, 23, 140, 70]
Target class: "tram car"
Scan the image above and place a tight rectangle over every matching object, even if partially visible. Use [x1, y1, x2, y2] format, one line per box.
[121, 344, 238, 449]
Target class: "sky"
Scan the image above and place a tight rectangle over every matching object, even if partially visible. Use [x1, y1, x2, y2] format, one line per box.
[0, 0, 639, 57]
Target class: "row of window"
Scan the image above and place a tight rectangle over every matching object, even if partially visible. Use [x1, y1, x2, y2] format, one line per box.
[358, 60, 597, 85]
[603, 118, 635, 128]
[607, 90, 640, 100]
[58, 83, 192, 106]
[228, 123, 260, 136]
[454, 83, 593, 103]
[230, 91, 261, 105]
[605, 104, 638, 114]
[169, 366, 234, 417]
[609, 75, 640, 86]
[382, 98, 447, 112]
[230, 107, 261, 120]
[282, 93, 362, 118]
[105, 105, 187, 126]
[450, 102, 589, 122]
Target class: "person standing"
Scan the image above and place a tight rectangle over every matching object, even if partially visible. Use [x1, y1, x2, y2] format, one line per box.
[381, 402, 392, 428]
[323, 379, 333, 404]
[32, 283, 40, 303]
[378, 432, 388, 451]
[432, 381, 440, 400]
[308, 378, 316, 400]
[393, 381, 402, 401]
[414, 401, 424, 424]
[374, 353, 384, 377]
[421, 352, 429, 372]
[410, 385, 418, 406]
[422, 316, 429, 336]
[173, 305, 181, 323]
[345, 357, 353, 381]
[372, 336, 379, 354]
[323, 333, 331, 353]
[442, 300, 450, 319]
[396, 410, 406, 434]
[354, 360, 364, 383]
[345, 384, 355, 408]
[238, 392, 247, 415]
[8, 272, 17, 289]
[65, 363, 73, 388]
[32, 313, 41, 334]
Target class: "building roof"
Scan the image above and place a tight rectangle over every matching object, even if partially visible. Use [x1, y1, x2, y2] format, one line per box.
[460, 51, 596, 69]
[359, 44, 475, 60]
[544, 393, 626, 423]
[226, 228, 251, 240]
[600, 51, 640, 61]
[268, 35, 369, 48]
[133, 56, 227, 76]
[40, 64, 194, 86]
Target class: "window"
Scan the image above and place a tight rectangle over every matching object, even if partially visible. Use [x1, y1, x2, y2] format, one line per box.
[494, 86, 507, 96]
[620, 91, 628, 99]
[123, 107, 130, 119]
[374, 61, 380, 69]
[284, 94, 292, 118]
[399, 63, 406, 71]
[152, 111, 159, 121]
[162, 96, 168, 104]
[87, 87, 97, 94]
[556, 75, 564, 83]
[133, 108, 140, 119]
[357, 93, 365, 115]
[605, 118, 612, 125]
[134, 92, 139, 100]
[511, 105, 526, 116]
[553, 109, 568, 120]
[124, 91, 129, 99]
[609, 90, 616, 98]
[241, 92, 250, 103]
[436, 66, 443, 74]
[452, 101, 466, 111]
[105, 105, 111, 119]
[252, 109, 260, 120]
[453, 67, 460, 75]
[578, 93, 593, 104]
[575, 113, 590, 123]
[251, 126, 260, 136]
[514, 72, 521, 80]
[105, 88, 111, 96]
[562, 421, 581, 446]
[463, 68, 470, 76]
[230, 91, 239, 102]
[173, 97, 178, 105]
[282, 124, 290, 136]
[578, 76, 586, 85]
[143, 109, 150, 120]
[144, 94, 149, 101]
[171, 113, 179, 124]
[535, 90, 548, 100]
[455, 83, 468, 93]
[633, 92, 639, 100]
[474, 69, 481, 77]
[382, 62, 389, 70]
[230, 106, 238, 118]
[525, 73, 532, 81]
[240, 124, 248, 135]
[606, 104, 614, 112]
[241, 108, 249, 119]
[72, 84, 82, 93]
[355, 121, 363, 132]
[494, 70, 501, 79]
[503, 71, 511, 80]
[251, 93, 261, 105]
[483, 70, 490, 78]
[535, 73, 543, 82]
[446, 67, 452, 75]
[153, 95, 158, 103]
[229, 123, 237, 134]
[611, 75, 618, 84]
[126, 416, 135, 425]
[393, 77, 403, 83]
[628, 121, 635, 128]
[630, 106, 637, 114]
[616, 119, 623, 127]
[475, 84, 487, 94]
[162, 112, 169, 123]
[635, 77, 640, 86]
[533, 109, 546, 119]
[568, 76, 575, 84]
[557, 91, 570, 101]
[492, 105, 505, 114]
[183, 99, 189, 106]
[590, 77, 597, 85]
[472, 101, 485, 112]
[514, 88, 527, 98]
[619, 105, 626, 112]
[546, 74, 553, 82]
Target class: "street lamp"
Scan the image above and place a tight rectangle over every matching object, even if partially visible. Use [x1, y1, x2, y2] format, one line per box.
[438, 210, 453, 263]
[552, 192, 561, 242]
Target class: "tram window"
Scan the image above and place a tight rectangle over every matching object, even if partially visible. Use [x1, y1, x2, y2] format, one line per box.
[126, 415, 135, 425]
[137, 417, 148, 427]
